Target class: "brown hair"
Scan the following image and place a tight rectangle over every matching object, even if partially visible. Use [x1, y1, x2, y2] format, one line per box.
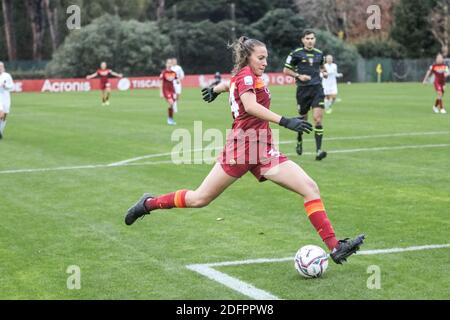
[229, 36, 266, 75]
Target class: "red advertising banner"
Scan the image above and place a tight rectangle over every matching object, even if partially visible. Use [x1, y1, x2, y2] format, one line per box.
[11, 73, 296, 93]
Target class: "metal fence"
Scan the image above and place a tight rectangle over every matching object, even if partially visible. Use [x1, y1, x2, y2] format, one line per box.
[355, 58, 447, 83]
[2, 60, 50, 79]
[3, 60, 49, 70]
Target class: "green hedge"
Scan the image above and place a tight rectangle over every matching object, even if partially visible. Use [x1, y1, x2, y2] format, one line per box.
[356, 39, 406, 59]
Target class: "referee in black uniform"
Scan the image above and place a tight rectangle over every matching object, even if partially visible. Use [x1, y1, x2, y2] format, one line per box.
[283, 30, 328, 161]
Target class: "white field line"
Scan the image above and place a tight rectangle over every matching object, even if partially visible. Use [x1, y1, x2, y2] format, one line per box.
[186, 264, 280, 300]
[0, 164, 108, 174]
[279, 131, 450, 145]
[284, 143, 450, 157]
[123, 144, 450, 166]
[0, 131, 446, 174]
[107, 147, 210, 167]
[1, 143, 449, 175]
[186, 243, 450, 300]
[108, 131, 450, 166]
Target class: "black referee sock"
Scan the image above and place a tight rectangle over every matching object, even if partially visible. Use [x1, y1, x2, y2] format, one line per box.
[314, 126, 324, 152]
[297, 132, 303, 145]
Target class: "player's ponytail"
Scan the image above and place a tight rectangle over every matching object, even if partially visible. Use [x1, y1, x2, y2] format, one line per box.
[229, 36, 265, 75]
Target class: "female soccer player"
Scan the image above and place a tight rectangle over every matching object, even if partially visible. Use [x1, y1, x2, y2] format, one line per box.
[0, 61, 14, 139]
[170, 58, 185, 113]
[423, 53, 450, 114]
[322, 55, 343, 114]
[86, 62, 123, 106]
[125, 37, 364, 264]
[160, 59, 178, 125]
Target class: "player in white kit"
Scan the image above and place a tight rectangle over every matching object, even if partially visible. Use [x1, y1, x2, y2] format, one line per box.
[0, 62, 14, 139]
[171, 58, 185, 113]
[322, 55, 342, 114]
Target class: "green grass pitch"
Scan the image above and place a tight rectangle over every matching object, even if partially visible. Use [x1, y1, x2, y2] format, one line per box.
[0, 83, 449, 299]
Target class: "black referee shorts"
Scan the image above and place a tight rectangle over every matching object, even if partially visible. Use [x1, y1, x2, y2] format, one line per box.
[296, 85, 325, 116]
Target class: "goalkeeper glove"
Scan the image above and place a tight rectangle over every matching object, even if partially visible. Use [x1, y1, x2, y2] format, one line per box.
[279, 116, 313, 134]
[201, 86, 220, 103]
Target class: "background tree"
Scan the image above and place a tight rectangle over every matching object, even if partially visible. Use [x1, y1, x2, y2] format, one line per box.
[46, 14, 174, 77]
[337, 0, 398, 41]
[294, 0, 341, 35]
[1, 0, 17, 60]
[250, 8, 309, 70]
[294, 0, 399, 42]
[156, 0, 165, 21]
[162, 18, 256, 73]
[390, 0, 439, 58]
[25, 0, 46, 60]
[164, 0, 273, 24]
[313, 29, 361, 81]
[356, 39, 406, 58]
[2, 0, 448, 80]
[428, 0, 450, 56]
[43, 0, 59, 52]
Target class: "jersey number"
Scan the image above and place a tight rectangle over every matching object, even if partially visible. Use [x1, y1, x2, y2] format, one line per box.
[229, 83, 240, 118]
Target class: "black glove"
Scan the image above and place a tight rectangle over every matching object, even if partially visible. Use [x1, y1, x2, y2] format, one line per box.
[201, 86, 220, 103]
[279, 116, 313, 134]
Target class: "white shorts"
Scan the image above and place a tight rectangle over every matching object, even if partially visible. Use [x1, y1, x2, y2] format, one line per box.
[174, 81, 182, 95]
[323, 84, 338, 96]
[0, 100, 10, 113]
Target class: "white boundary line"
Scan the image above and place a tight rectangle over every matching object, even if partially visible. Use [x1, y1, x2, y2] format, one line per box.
[107, 147, 209, 167]
[1, 143, 449, 175]
[108, 131, 450, 166]
[279, 131, 450, 145]
[186, 264, 281, 300]
[284, 143, 450, 156]
[186, 243, 450, 300]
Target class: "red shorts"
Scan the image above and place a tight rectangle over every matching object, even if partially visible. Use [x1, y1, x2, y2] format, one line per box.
[100, 81, 111, 90]
[434, 82, 445, 93]
[218, 139, 289, 182]
[164, 92, 177, 104]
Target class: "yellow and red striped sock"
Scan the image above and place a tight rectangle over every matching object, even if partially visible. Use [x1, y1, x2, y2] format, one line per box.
[145, 190, 188, 210]
[304, 199, 338, 251]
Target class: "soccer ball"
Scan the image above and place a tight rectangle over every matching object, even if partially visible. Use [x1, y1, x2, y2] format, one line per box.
[294, 245, 329, 278]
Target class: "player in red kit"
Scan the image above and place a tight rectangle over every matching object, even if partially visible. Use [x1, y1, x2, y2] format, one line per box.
[160, 59, 178, 125]
[86, 62, 123, 106]
[125, 37, 365, 265]
[423, 53, 450, 114]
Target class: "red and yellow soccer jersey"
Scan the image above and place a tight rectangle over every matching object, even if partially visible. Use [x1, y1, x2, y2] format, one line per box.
[430, 64, 449, 85]
[228, 66, 272, 143]
[160, 69, 177, 97]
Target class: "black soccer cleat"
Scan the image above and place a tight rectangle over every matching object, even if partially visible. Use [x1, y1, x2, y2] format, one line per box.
[0, 132, 2, 140]
[315, 150, 327, 161]
[296, 142, 303, 155]
[330, 234, 365, 264]
[125, 193, 153, 226]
